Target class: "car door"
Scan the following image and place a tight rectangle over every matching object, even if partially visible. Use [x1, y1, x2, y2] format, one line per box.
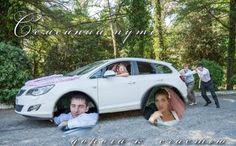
[97, 61, 139, 113]
[131, 62, 173, 104]
[130, 61, 158, 102]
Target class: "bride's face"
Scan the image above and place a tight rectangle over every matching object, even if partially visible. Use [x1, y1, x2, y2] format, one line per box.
[117, 65, 125, 73]
[155, 94, 170, 113]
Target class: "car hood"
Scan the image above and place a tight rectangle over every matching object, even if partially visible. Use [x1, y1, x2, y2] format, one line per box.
[24, 74, 80, 87]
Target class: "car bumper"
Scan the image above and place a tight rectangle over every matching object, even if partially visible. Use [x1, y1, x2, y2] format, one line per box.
[15, 110, 52, 119]
[15, 93, 55, 119]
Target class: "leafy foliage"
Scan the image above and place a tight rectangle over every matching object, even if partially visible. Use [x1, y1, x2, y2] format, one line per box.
[124, 0, 153, 58]
[231, 74, 236, 86]
[0, 0, 235, 103]
[0, 42, 32, 104]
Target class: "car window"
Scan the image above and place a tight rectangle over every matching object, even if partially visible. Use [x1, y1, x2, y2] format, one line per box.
[137, 62, 156, 75]
[107, 61, 131, 75]
[90, 69, 104, 79]
[66, 60, 107, 76]
[155, 64, 172, 74]
[90, 61, 131, 78]
[110, 62, 130, 72]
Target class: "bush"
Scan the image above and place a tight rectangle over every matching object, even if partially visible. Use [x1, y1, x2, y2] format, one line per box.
[194, 59, 224, 90]
[0, 42, 32, 104]
[231, 75, 236, 86]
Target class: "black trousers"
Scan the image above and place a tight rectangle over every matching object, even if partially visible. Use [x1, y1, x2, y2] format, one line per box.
[200, 80, 220, 106]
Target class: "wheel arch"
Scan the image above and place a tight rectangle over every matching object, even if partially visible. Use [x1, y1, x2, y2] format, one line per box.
[140, 84, 186, 110]
[52, 91, 99, 116]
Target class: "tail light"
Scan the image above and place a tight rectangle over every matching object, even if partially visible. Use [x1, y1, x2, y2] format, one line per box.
[179, 75, 185, 82]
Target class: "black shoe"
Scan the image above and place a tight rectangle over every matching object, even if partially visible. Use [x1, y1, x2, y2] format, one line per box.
[216, 105, 220, 108]
[204, 101, 212, 106]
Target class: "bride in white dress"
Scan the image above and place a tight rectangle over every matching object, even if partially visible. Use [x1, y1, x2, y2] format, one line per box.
[148, 89, 181, 126]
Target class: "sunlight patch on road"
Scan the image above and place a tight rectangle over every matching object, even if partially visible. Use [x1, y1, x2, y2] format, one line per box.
[189, 130, 215, 139]
[222, 98, 235, 103]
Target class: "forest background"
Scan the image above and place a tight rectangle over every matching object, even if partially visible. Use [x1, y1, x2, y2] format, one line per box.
[0, 0, 235, 104]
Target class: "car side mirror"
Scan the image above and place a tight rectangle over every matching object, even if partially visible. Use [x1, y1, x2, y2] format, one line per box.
[103, 70, 116, 78]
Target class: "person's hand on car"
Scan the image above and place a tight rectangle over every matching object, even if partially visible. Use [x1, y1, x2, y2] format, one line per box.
[58, 121, 69, 131]
[148, 111, 163, 124]
[58, 121, 68, 127]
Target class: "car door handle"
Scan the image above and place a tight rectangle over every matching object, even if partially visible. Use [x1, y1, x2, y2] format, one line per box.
[156, 79, 163, 82]
[92, 86, 97, 89]
[128, 81, 136, 84]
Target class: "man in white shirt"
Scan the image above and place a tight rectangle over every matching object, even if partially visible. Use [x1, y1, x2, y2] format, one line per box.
[194, 63, 220, 108]
[53, 94, 98, 131]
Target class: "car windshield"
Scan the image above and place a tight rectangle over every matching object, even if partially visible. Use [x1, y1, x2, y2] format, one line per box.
[66, 60, 107, 76]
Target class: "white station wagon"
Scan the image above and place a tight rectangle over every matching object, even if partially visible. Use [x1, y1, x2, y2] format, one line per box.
[15, 58, 187, 119]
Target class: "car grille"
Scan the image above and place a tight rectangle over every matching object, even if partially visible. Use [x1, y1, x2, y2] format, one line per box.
[15, 105, 24, 112]
[16, 89, 26, 96]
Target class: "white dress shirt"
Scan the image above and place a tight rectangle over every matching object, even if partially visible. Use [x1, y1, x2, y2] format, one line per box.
[54, 112, 98, 129]
[197, 68, 211, 82]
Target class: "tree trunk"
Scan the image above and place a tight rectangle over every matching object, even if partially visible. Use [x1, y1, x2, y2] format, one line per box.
[226, 0, 236, 89]
[154, 0, 165, 60]
[107, 0, 117, 58]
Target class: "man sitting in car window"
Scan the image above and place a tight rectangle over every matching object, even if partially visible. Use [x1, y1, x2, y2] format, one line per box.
[112, 63, 129, 77]
[52, 94, 98, 131]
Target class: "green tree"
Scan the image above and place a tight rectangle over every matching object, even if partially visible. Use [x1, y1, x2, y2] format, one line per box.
[124, 0, 153, 58]
[174, 0, 227, 66]
[226, 0, 236, 89]
[173, 0, 235, 89]
[0, 42, 32, 104]
[44, 35, 113, 74]
[153, 0, 166, 60]
[0, 0, 27, 45]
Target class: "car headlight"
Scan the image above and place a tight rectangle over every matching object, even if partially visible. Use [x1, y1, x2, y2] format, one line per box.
[26, 85, 55, 96]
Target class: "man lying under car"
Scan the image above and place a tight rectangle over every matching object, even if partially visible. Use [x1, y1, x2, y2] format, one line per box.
[52, 94, 98, 131]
